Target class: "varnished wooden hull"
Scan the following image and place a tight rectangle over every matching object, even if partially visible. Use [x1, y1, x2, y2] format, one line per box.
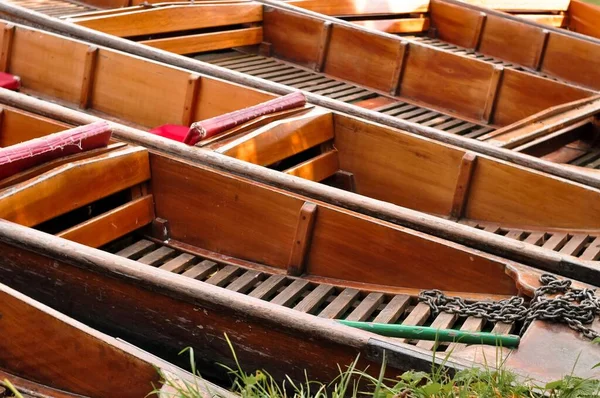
[0, 280, 235, 398]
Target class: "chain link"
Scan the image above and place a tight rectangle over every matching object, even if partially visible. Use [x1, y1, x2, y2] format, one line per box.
[418, 274, 600, 339]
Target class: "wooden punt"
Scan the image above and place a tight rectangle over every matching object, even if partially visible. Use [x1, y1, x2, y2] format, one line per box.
[4, 3, 600, 194]
[0, 121, 599, 384]
[3, 21, 600, 278]
[0, 281, 235, 398]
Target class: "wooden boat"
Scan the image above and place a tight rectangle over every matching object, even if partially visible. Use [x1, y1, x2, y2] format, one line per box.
[3, 3, 600, 196]
[0, 119, 599, 384]
[3, 21, 600, 277]
[0, 281, 234, 398]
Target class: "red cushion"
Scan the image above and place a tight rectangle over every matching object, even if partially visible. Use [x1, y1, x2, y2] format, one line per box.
[149, 124, 188, 142]
[0, 72, 20, 90]
[0, 121, 112, 180]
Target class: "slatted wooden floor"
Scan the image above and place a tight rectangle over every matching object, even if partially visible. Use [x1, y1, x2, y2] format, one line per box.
[7, 0, 96, 17]
[108, 236, 520, 354]
[199, 51, 497, 139]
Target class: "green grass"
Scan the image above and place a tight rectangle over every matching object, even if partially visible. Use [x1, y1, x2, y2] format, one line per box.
[151, 336, 600, 398]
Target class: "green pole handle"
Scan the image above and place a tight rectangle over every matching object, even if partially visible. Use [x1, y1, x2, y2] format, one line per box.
[338, 320, 520, 348]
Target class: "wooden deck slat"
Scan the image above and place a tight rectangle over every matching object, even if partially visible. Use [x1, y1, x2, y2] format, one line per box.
[137, 247, 175, 266]
[248, 275, 287, 300]
[416, 312, 458, 351]
[270, 279, 310, 306]
[318, 288, 360, 319]
[226, 270, 263, 293]
[181, 260, 218, 280]
[541, 232, 568, 251]
[336, 91, 377, 103]
[447, 317, 486, 354]
[205, 265, 241, 287]
[580, 237, 600, 261]
[345, 292, 384, 322]
[293, 284, 335, 314]
[559, 234, 589, 256]
[372, 295, 411, 324]
[159, 253, 196, 273]
[505, 230, 526, 240]
[115, 239, 155, 259]
[492, 322, 514, 335]
[524, 231, 546, 245]
[397, 303, 431, 344]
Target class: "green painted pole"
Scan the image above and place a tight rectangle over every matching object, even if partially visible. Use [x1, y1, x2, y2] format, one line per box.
[338, 320, 520, 348]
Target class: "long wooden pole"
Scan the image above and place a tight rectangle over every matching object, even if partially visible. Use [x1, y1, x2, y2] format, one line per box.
[0, 88, 597, 286]
[1, 2, 600, 193]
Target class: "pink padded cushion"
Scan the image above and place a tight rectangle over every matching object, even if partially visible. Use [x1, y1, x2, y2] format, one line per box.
[0, 121, 112, 180]
[0, 72, 20, 90]
[149, 124, 188, 142]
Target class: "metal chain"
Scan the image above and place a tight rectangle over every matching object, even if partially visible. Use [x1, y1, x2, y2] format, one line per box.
[418, 274, 600, 339]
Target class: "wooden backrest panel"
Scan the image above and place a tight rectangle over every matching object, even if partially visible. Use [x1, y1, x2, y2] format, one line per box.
[467, 157, 600, 229]
[463, 0, 570, 11]
[150, 154, 299, 268]
[73, 4, 263, 37]
[493, 69, 592, 126]
[0, 108, 69, 147]
[7, 27, 88, 104]
[351, 18, 430, 34]
[307, 207, 518, 294]
[149, 153, 519, 294]
[333, 114, 462, 216]
[92, 49, 189, 127]
[429, 1, 483, 48]
[324, 25, 401, 92]
[0, 284, 159, 398]
[542, 33, 600, 91]
[194, 77, 276, 120]
[287, 0, 430, 15]
[0, 147, 150, 227]
[401, 44, 493, 121]
[218, 111, 334, 166]
[263, 7, 323, 69]
[478, 15, 547, 69]
[568, 0, 600, 39]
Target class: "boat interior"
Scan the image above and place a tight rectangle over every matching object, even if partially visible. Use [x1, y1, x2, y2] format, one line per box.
[2, 19, 600, 263]
[0, 280, 221, 398]
[2, 119, 600, 381]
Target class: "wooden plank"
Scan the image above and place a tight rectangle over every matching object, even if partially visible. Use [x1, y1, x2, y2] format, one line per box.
[159, 253, 196, 273]
[579, 237, 600, 261]
[287, 202, 318, 276]
[482, 65, 503, 123]
[248, 274, 287, 299]
[270, 279, 310, 306]
[0, 107, 69, 147]
[345, 292, 384, 322]
[226, 270, 263, 293]
[181, 259, 218, 279]
[524, 231, 546, 246]
[430, 1, 485, 48]
[471, 12, 487, 50]
[283, 149, 339, 182]
[532, 30, 549, 71]
[79, 46, 98, 109]
[74, 4, 263, 37]
[559, 234, 588, 256]
[516, 14, 566, 28]
[462, 0, 569, 11]
[351, 18, 429, 34]
[115, 239, 155, 258]
[182, 74, 200, 126]
[0, 147, 150, 228]
[389, 41, 408, 96]
[57, 195, 155, 249]
[416, 312, 457, 351]
[491, 321, 514, 334]
[293, 284, 335, 314]
[314, 21, 332, 72]
[372, 295, 411, 323]
[140, 27, 263, 55]
[447, 316, 485, 353]
[288, 0, 430, 15]
[569, 0, 600, 39]
[318, 288, 360, 319]
[397, 302, 431, 344]
[217, 112, 334, 166]
[450, 152, 478, 220]
[541, 232, 568, 251]
[205, 265, 241, 287]
[137, 245, 175, 266]
[0, 24, 14, 72]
